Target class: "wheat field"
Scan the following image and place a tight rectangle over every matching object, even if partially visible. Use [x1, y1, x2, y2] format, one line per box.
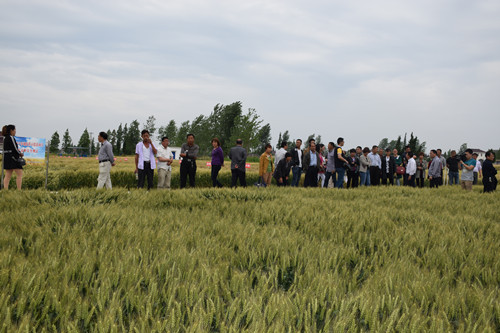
[1, 186, 499, 331]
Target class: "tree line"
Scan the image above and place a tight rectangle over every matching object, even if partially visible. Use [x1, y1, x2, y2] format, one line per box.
[49, 102, 272, 156]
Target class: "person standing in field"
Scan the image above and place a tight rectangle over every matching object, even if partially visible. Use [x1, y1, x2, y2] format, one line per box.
[334, 137, 348, 189]
[346, 148, 360, 188]
[210, 138, 224, 188]
[275, 141, 288, 168]
[405, 152, 416, 187]
[446, 150, 460, 185]
[401, 146, 412, 185]
[291, 139, 303, 187]
[368, 146, 381, 186]
[317, 144, 327, 187]
[179, 133, 199, 189]
[393, 148, 403, 186]
[415, 152, 427, 188]
[157, 136, 173, 190]
[303, 142, 320, 187]
[135, 130, 157, 190]
[2, 124, 24, 190]
[381, 148, 396, 186]
[459, 149, 476, 191]
[274, 152, 292, 186]
[482, 151, 497, 193]
[229, 139, 247, 188]
[472, 153, 482, 185]
[437, 149, 446, 185]
[96, 131, 115, 189]
[323, 142, 336, 188]
[259, 143, 274, 187]
[428, 150, 442, 188]
[359, 147, 371, 186]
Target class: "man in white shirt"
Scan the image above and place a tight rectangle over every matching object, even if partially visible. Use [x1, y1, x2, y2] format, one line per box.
[472, 153, 482, 185]
[405, 152, 416, 187]
[275, 141, 288, 167]
[157, 136, 174, 189]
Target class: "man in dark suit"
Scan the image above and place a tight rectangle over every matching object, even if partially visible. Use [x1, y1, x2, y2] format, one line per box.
[291, 139, 303, 187]
[381, 148, 396, 185]
[482, 151, 497, 193]
[303, 142, 320, 187]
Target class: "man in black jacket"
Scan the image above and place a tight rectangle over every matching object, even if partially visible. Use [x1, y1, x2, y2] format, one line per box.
[291, 139, 303, 187]
[482, 151, 497, 193]
[303, 142, 320, 187]
[381, 148, 396, 185]
[274, 152, 292, 186]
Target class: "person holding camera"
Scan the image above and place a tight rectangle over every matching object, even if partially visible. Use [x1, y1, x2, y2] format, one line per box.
[2, 124, 24, 190]
[459, 149, 476, 191]
[135, 129, 157, 189]
[482, 151, 497, 193]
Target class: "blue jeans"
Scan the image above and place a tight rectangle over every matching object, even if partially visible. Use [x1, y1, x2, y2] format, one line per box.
[324, 171, 336, 188]
[360, 171, 370, 186]
[291, 166, 302, 187]
[335, 167, 345, 188]
[449, 171, 459, 185]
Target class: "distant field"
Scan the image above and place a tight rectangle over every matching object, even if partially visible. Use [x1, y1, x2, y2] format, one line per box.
[1, 187, 499, 331]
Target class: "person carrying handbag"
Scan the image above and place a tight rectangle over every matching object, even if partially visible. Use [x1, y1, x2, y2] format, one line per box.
[2, 124, 24, 190]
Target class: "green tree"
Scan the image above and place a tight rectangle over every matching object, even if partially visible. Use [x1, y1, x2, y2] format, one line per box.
[458, 143, 468, 155]
[123, 120, 140, 155]
[121, 124, 129, 155]
[378, 138, 389, 150]
[157, 120, 177, 144]
[276, 132, 282, 150]
[77, 128, 91, 155]
[61, 129, 73, 154]
[115, 124, 123, 155]
[49, 131, 60, 153]
[255, 123, 272, 154]
[175, 121, 190, 148]
[229, 108, 262, 154]
[144, 116, 156, 138]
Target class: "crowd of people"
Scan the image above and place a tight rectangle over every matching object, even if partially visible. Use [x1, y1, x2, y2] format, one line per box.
[2, 124, 498, 193]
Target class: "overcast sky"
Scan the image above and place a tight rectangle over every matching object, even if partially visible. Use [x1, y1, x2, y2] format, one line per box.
[1, 0, 499, 152]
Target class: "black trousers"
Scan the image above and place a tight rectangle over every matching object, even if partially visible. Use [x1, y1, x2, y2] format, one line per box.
[346, 170, 359, 188]
[483, 178, 497, 193]
[416, 176, 425, 188]
[430, 177, 441, 188]
[439, 169, 444, 185]
[403, 173, 408, 186]
[304, 166, 319, 187]
[211, 165, 223, 188]
[406, 175, 416, 187]
[370, 166, 380, 186]
[323, 171, 336, 188]
[383, 172, 394, 185]
[138, 162, 154, 189]
[180, 160, 196, 188]
[231, 169, 246, 187]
